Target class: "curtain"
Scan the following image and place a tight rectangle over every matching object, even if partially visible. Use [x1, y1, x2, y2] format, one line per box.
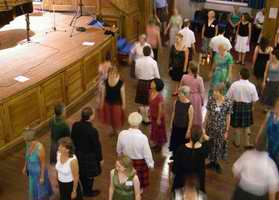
[248, 0, 265, 9]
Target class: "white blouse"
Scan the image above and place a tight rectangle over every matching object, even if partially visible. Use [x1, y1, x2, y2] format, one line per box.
[55, 152, 77, 183]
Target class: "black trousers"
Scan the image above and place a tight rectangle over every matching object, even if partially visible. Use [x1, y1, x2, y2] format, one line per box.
[80, 176, 94, 194]
[58, 181, 83, 200]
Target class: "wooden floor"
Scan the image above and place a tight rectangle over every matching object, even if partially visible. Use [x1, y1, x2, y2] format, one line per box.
[0, 40, 268, 199]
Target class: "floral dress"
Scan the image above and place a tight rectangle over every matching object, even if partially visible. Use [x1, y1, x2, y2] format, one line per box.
[205, 97, 233, 161]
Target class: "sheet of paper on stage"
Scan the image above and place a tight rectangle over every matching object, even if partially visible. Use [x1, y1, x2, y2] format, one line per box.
[82, 42, 95, 46]
[269, 8, 278, 19]
[14, 75, 30, 82]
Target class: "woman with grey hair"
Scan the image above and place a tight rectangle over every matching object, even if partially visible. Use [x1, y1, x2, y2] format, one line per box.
[22, 128, 53, 200]
[169, 85, 194, 159]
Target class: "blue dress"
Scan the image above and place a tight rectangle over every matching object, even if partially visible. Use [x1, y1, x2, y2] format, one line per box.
[266, 112, 279, 168]
[26, 143, 53, 200]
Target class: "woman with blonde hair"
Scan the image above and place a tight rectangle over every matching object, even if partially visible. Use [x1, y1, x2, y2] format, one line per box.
[22, 128, 53, 200]
[165, 8, 183, 47]
[109, 155, 141, 200]
[100, 67, 126, 135]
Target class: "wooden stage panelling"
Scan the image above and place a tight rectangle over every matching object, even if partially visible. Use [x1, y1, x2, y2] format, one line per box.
[0, 13, 116, 153]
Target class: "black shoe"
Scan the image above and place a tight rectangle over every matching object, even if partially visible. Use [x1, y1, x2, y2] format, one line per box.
[83, 190, 101, 197]
[206, 162, 215, 169]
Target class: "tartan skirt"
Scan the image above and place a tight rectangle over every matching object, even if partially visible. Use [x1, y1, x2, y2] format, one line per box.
[135, 80, 151, 105]
[132, 159, 149, 188]
[76, 152, 101, 178]
[231, 102, 253, 128]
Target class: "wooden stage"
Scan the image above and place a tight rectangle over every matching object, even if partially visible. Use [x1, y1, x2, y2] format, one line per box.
[0, 12, 116, 153]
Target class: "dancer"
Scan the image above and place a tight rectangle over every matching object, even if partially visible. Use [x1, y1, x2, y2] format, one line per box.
[149, 78, 167, 152]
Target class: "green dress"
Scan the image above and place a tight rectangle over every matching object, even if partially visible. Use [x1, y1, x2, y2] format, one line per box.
[112, 170, 135, 200]
[209, 52, 234, 96]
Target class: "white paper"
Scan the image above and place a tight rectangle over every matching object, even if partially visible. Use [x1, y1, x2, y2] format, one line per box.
[14, 75, 30, 82]
[269, 8, 278, 19]
[82, 41, 95, 46]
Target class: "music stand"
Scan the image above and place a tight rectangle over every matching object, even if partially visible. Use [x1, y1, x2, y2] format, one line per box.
[46, 0, 66, 34]
[69, 0, 86, 37]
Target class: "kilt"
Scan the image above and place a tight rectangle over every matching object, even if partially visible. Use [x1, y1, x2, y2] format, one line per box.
[132, 159, 149, 188]
[231, 185, 268, 200]
[135, 79, 151, 105]
[156, 7, 168, 22]
[231, 102, 253, 128]
[76, 152, 101, 178]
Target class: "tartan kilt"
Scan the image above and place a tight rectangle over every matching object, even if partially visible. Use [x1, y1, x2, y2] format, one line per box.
[132, 159, 149, 188]
[231, 102, 253, 128]
[135, 80, 151, 105]
[76, 152, 101, 178]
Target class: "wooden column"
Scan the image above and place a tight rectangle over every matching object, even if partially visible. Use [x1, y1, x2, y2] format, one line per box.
[263, 0, 279, 42]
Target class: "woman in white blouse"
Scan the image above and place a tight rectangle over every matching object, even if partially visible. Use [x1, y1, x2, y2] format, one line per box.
[55, 137, 82, 200]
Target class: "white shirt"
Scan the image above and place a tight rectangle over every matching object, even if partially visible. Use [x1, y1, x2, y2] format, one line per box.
[209, 34, 232, 52]
[233, 150, 279, 196]
[135, 56, 160, 80]
[227, 79, 259, 103]
[179, 27, 196, 48]
[254, 11, 264, 28]
[116, 128, 154, 168]
[55, 153, 77, 183]
[130, 42, 153, 60]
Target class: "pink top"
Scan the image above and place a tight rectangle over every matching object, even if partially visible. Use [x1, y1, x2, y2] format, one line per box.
[181, 74, 205, 96]
[146, 25, 160, 49]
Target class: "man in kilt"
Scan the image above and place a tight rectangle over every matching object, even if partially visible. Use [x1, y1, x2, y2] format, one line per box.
[227, 68, 259, 148]
[117, 112, 154, 190]
[135, 46, 160, 123]
[71, 107, 103, 197]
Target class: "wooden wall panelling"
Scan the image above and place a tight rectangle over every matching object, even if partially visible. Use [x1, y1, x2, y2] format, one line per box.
[0, 105, 5, 147]
[83, 51, 101, 89]
[41, 74, 66, 118]
[5, 88, 42, 140]
[101, 39, 114, 61]
[124, 12, 140, 41]
[138, 0, 153, 32]
[263, 0, 279, 42]
[64, 60, 84, 104]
